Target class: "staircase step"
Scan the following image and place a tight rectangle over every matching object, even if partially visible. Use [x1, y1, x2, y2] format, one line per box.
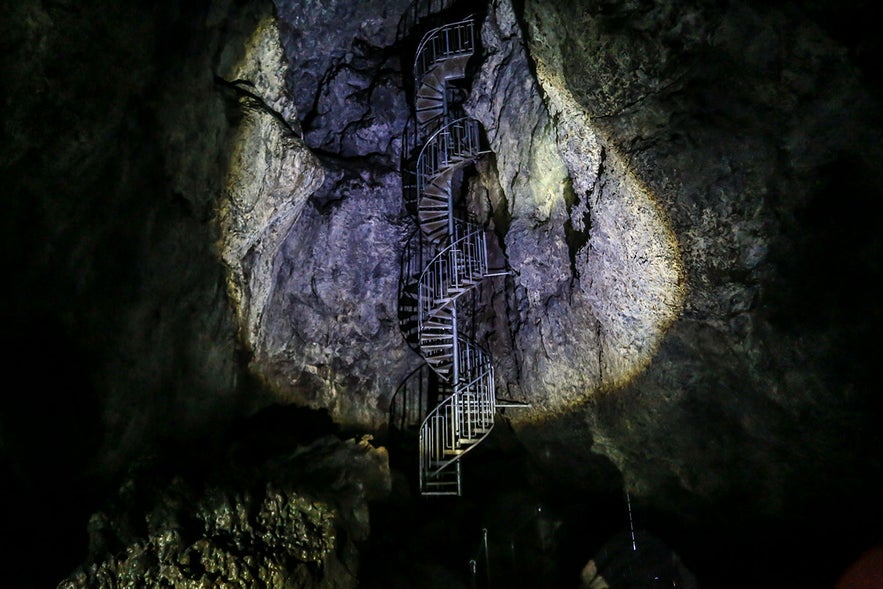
[423, 479, 459, 489]
[416, 92, 444, 105]
[417, 117, 443, 136]
[423, 342, 454, 350]
[420, 194, 449, 207]
[421, 327, 455, 335]
[420, 219, 448, 232]
[443, 448, 466, 456]
[424, 355, 453, 364]
[423, 182, 448, 195]
[461, 428, 492, 436]
[419, 205, 448, 217]
[420, 69, 445, 93]
[422, 326, 454, 333]
[416, 107, 444, 121]
[421, 226, 449, 242]
[423, 55, 470, 86]
[431, 166, 457, 181]
[419, 211, 448, 224]
[457, 429, 491, 438]
[419, 213, 449, 225]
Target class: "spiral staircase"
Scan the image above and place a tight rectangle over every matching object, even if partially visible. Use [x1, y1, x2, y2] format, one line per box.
[393, 16, 512, 496]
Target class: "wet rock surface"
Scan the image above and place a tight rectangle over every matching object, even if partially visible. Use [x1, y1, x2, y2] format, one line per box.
[58, 409, 390, 589]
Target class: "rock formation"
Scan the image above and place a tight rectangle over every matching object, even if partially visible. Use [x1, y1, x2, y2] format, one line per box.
[2, 0, 881, 586]
[59, 428, 390, 588]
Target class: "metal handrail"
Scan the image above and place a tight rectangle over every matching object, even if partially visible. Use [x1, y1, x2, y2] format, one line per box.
[419, 337, 495, 484]
[417, 220, 487, 331]
[413, 16, 475, 92]
[415, 117, 482, 199]
[454, 337, 496, 440]
[395, 16, 521, 495]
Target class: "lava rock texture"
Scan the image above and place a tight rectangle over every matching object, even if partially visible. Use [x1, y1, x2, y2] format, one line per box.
[58, 431, 390, 588]
[518, 0, 883, 526]
[3, 0, 882, 587]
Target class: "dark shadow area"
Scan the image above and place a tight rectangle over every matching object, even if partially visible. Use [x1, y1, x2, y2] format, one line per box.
[764, 149, 883, 454]
[224, 403, 339, 468]
[638, 496, 883, 589]
[0, 318, 104, 586]
[364, 417, 631, 589]
[768, 152, 882, 335]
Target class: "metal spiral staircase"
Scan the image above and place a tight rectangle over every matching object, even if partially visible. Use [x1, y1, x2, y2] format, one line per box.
[393, 16, 507, 496]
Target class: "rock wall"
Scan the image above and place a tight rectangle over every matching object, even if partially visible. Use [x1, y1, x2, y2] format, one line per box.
[466, 0, 684, 418]
[4, 0, 882, 585]
[250, 0, 417, 428]
[1, 0, 334, 584]
[59, 431, 390, 589]
[516, 0, 883, 534]
[214, 14, 324, 352]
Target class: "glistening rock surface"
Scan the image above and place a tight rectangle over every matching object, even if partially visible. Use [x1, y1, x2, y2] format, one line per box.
[58, 432, 390, 589]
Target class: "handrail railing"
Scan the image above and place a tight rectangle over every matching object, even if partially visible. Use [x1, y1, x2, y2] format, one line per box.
[395, 16, 523, 496]
[415, 117, 482, 198]
[418, 341, 495, 485]
[417, 221, 487, 333]
[398, 230, 433, 352]
[454, 337, 496, 442]
[413, 17, 475, 92]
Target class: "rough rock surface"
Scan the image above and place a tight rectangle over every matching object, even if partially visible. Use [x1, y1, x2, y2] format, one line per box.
[516, 0, 883, 530]
[214, 14, 324, 350]
[466, 0, 684, 417]
[58, 432, 390, 589]
[4, 0, 883, 587]
[250, 0, 418, 428]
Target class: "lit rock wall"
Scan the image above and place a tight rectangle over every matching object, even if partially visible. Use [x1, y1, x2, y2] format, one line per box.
[466, 0, 684, 418]
[214, 15, 324, 351]
[517, 0, 883, 524]
[249, 0, 417, 429]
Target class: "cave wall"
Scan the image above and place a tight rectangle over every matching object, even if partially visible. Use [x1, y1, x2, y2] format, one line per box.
[1, 0, 318, 583]
[3, 0, 882, 585]
[251, 0, 418, 428]
[513, 0, 883, 545]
